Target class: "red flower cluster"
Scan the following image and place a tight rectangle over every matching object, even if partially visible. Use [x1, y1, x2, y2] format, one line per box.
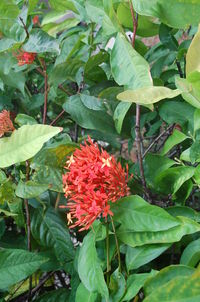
[15, 51, 36, 66]
[62, 137, 130, 231]
[0, 110, 15, 137]
[33, 15, 39, 25]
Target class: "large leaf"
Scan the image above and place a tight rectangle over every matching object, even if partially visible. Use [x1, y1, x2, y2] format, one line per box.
[0, 1, 19, 20]
[0, 249, 48, 290]
[109, 268, 126, 302]
[143, 267, 200, 302]
[180, 238, 200, 267]
[15, 180, 49, 199]
[31, 207, 74, 265]
[155, 166, 195, 195]
[126, 244, 171, 271]
[160, 129, 189, 155]
[75, 283, 98, 302]
[0, 125, 62, 168]
[117, 216, 200, 247]
[113, 102, 132, 134]
[132, 0, 200, 28]
[122, 271, 158, 302]
[63, 95, 116, 134]
[78, 232, 108, 299]
[110, 33, 152, 90]
[144, 265, 195, 296]
[112, 195, 180, 232]
[23, 29, 60, 54]
[117, 87, 180, 105]
[186, 24, 200, 76]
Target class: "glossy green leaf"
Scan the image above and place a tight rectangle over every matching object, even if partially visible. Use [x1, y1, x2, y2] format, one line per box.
[155, 166, 195, 195]
[75, 283, 98, 302]
[132, 0, 200, 28]
[143, 267, 200, 302]
[186, 24, 200, 76]
[112, 195, 180, 232]
[176, 77, 200, 109]
[117, 87, 180, 105]
[144, 265, 195, 296]
[117, 216, 200, 247]
[0, 208, 17, 217]
[0, 125, 62, 168]
[31, 207, 75, 264]
[63, 95, 116, 134]
[122, 270, 158, 302]
[166, 206, 200, 222]
[15, 114, 37, 126]
[126, 244, 171, 271]
[15, 180, 49, 199]
[78, 232, 108, 299]
[0, 1, 19, 20]
[160, 129, 188, 155]
[0, 249, 48, 290]
[180, 238, 200, 267]
[110, 33, 152, 90]
[23, 29, 60, 54]
[109, 268, 126, 302]
[113, 102, 131, 134]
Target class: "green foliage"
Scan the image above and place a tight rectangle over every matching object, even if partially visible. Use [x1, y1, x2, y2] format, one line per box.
[0, 0, 200, 301]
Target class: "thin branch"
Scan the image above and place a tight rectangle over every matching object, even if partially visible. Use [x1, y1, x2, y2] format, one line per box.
[129, 1, 149, 199]
[142, 124, 175, 159]
[24, 161, 32, 300]
[58, 84, 72, 96]
[40, 60, 48, 124]
[176, 60, 184, 78]
[19, 17, 29, 39]
[110, 217, 121, 272]
[50, 110, 65, 126]
[129, 0, 138, 47]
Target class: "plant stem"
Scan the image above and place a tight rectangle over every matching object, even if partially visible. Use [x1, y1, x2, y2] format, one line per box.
[50, 110, 65, 126]
[110, 216, 121, 272]
[19, 17, 29, 39]
[24, 161, 32, 301]
[129, 0, 138, 47]
[106, 222, 110, 285]
[43, 63, 48, 124]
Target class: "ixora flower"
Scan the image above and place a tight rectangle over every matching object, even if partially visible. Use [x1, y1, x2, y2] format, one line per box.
[33, 15, 39, 25]
[62, 137, 130, 231]
[0, 110, 15, 137]
[15, 50, 36, 66]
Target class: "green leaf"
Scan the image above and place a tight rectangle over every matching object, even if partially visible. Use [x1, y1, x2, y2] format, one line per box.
[144, 265, 195, 296]
[0, 249, 48, 290]
[75, 283, 98, 302]
[186, 24, 200, 76]
[113, 102, 131, 134]
[23, 29, 60, 54]
[35, 288, 70, 302]
[117, 87, 180, 105]
[112, 195, 180, 232]
[155, 166, 195, 195]
[0, 1, 19, 20]
[15, 180, 49, 199]
[143, 267, 200, 302]
[180, 238, 200, 267]
[63, 95, 116, 134]
[190, 140, 200, 163]
[15, 114, 37, 126]
[78, 232, 108, 299]
[132, 0, 200, 28]
[194, 109, 200, 133]
[0, 70, 25, 95]
[166, 206, 200, 223]
[160, 129, 188, 155]
[144, 153, 176, 189]
[117, 216, 200, 247]
[31, 207, 74, 265]
[126, 244, 171, 271]
[0, 208, 17, 217]
[0, 125, 62, 168]
[110, 33, 152, 90]
[176, 77, 200, 109]
[109, 268, 126, 302]
[122, 270, 158, 302]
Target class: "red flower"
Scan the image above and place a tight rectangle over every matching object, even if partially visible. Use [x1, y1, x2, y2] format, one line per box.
[15, 51, 36, 66]
[62, 137, 130, 231]
[0, 110, 15, 138]
[33, 15, 39, 25]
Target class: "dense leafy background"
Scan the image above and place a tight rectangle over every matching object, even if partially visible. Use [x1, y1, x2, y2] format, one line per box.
[1, 0, 200, 301]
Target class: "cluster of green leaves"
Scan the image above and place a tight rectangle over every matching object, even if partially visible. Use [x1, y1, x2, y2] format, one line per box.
[1, 0, 200, 301]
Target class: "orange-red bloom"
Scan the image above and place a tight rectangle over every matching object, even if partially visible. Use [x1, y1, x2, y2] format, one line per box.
[33, 15, 39, 25]
[62, 137, 130, 231]
[15, 51, 36, 66]
[0, 110, 15, 137]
